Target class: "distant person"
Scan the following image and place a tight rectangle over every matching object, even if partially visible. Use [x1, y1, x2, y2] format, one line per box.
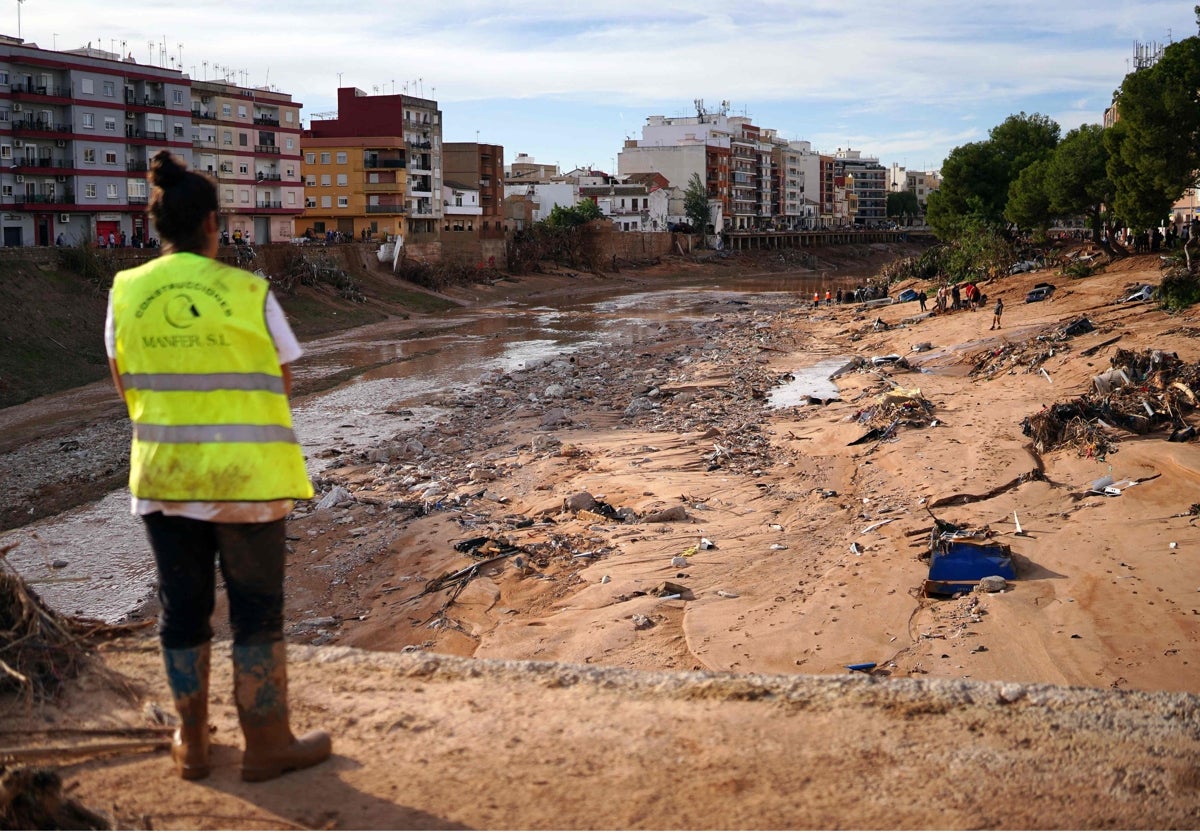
[105, 150, 330, 783]
[56, 232, 65, 247]
[990, 297, 1004, 330]
[918, 289, 927, 311]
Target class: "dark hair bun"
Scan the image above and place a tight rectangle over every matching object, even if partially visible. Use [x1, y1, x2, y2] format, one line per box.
[149, 150, 187, 189]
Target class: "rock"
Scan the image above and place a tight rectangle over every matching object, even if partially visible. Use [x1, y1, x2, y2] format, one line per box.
[544, 383, 566, 399]
[999, 684, 1027, 704]
[623, 396, 656, 417]
[539, 407, 571, 428]
[51, 559, 69, 569]
[670, 556, 690, 568]
[532, 433, 561, 452]
[315, 486, 352, 510]
[641, 505, 688, 523]
[632, 614, 654, 629]
[978, 576, 1009, 593]
[564, 491, 597, 512]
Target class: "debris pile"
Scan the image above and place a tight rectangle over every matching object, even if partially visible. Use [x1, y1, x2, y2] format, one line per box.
[0, 546, 108, 702]
[848, 386, 936, 443]
[968, 317, 1096, 380]
[1021, 349, 1200, 455]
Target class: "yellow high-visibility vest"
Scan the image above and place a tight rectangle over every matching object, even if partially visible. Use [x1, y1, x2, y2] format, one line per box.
[111, 252, 313, 502]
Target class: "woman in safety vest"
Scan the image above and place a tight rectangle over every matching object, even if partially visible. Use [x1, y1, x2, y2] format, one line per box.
[106, 150, 330, 782]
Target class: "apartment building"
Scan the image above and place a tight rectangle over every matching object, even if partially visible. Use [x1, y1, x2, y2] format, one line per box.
[1, 35, 190, 246]
[190, 80, 303, 244]
[834, 149, 887, 226]
[443, 142, 504, 237]
[300, 87, 442, 243]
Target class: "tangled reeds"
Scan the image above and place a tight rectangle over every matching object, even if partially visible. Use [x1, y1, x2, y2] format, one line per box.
[0, 544, 142, 705]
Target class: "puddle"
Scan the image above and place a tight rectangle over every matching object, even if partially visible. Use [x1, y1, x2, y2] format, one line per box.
[768, 357, 855, 408]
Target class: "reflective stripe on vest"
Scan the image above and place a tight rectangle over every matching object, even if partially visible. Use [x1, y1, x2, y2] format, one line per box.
[134, 423, 298, 444]
[120, 372, 286, 394]
[110, 253, 313, 502]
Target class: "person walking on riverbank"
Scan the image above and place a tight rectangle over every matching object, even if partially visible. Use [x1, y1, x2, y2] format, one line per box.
[990, 297, 1004, 330]
[105, 150, 330, 783]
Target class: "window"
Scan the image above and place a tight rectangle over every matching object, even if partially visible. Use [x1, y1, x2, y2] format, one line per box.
[320, 174, 331, 186]
[224, 189, 234, 203]
[336, 152, 347, 164]
[82, 112, 94, 128]
[239, 190, 249, 203]
[305, 175, 316, 186]
[173, 123, 183, 138]
[0, 71, 8, 85]
[107, 184, 118, 199]
[320, 152, 331, 164]
[104, 117, 116, 131]
[284, 111, 294, 123]
[239, 163, 248, 174]
[222, 104, 231, 117]
[286, 166, 295, 177]
[1, 185, 11, 197]
[238, 132, 248, 147]
[173, 90, 183, 104]
[337, 196, 348, 207]
[305, 152, 315, 164]
[128, 179, 147, 198]
[0, 109, 8, 122]
[223, 130, 232, 146]
[286, 192, 296, 205]
[103, 81, 114, 97]
[320, 196, 331, 208]
[336, 174, 347, 186]
[285, 137, 294, 151]
[237, 105, 247, 118]
[104, 151, 117, 165]
[81, 78, 94, 95]
[85, 183, 97, 197]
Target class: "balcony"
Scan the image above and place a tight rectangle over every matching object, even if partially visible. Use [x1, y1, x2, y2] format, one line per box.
[254, 145, 280, 155]
[10, 83, 71, 98]
[191, 108, 216, 120]
[126, 94, 166, 108]
[365, 157, 405, 169]
[255, 172, 282, 182]
[12, 192, 75, 207]
[253, 115, 280, 126]
[126, 159, 148, 171]
[366, 205, 405, 214]
[16, 156, 68, 169]
[11, 119, 72, 134]
[128, 196, 148, 205]
[255, 201, 283, 209]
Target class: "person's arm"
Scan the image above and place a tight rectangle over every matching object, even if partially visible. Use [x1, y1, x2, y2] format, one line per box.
[109, 357, 125, 401]
[281, 363, 292, 397]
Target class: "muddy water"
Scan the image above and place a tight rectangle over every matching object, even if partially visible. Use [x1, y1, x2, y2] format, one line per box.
[3, 284, 806, 622]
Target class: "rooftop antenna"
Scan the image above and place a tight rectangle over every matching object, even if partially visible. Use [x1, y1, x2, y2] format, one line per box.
[16, 0, 23, 41]
[178, 42, 183, 70]
[147, 40, 154, 63]
[202, 60, 208, 79]
[337, 71, 343, 87]
[53, 32, 58, 50]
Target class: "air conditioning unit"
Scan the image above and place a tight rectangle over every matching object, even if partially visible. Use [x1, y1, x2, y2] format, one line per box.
[15, 174, 24, 183]
[12, 103, 22, 112]
[59, 213, 69, 223]
[201, 96, 211, 104]
[12, 140, 22, 148]
[56, 139, 67, 147]
[56, 175, 67, 183]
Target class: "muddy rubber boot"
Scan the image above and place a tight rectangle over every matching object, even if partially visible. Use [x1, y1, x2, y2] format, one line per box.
[163, 643, 212, 780]
[232, 642, 331, 783]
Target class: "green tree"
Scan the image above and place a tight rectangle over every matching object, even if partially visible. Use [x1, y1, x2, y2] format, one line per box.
[1043, 123, 1116, 252]
[927, 112, 1060, 240]
[886, 190, 919, 224]
[545, 199, 605, 228]
[1106, 15, 1200, 263]
[1005, 158, 1053, 239]
[683, 173, 711, 233]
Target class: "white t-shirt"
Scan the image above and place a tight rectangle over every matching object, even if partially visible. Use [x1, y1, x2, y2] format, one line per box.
[106, 287, 306, 522]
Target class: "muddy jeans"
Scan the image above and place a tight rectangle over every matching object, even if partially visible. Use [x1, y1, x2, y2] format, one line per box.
[141, 513, 286, 649]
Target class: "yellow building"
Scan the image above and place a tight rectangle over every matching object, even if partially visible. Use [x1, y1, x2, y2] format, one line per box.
[298, 136, 406, 241]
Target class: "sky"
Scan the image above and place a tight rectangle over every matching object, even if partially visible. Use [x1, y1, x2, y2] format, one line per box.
[8, 1, 1197, 176]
